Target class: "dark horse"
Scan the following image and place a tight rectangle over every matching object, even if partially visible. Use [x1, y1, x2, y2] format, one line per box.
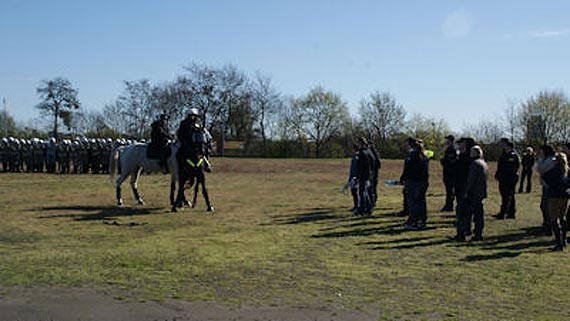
[171, 151, 213, 212]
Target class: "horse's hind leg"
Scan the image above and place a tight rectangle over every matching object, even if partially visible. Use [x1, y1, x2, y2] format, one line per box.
[116, 174, 129, 206]
[131, 167, 144, 205]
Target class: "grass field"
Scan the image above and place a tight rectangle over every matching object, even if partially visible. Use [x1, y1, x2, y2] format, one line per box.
[1, 158, 569, 320]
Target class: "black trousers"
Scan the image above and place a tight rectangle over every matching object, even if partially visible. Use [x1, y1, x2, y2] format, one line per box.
[357, 178, 373, 214]
[371, 173, 379, 206]
[351, 187, 358, 209]
[499, 177, 518, 217]
[443, 176, 455, 209]
[456, 198, 472, 238]
[518, 168, 532, 193]
[401, 185, 409, 214]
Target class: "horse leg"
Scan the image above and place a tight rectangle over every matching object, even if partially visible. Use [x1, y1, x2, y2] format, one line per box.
[116, 174, 128, 206]
[172, 171, 187, 212]
[131, 167, 144, 205]
[182, 190, 191, 207]
[170, 179, 176, 207]
[200, 172, 213, 212]
[189, 175, 198, 208]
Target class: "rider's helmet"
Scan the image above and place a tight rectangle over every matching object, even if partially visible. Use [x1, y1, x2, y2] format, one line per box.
[188, 108, 200, 117]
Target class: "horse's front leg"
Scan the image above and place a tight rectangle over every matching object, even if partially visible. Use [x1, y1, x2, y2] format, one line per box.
[200, 172, 214, 212]
[170, 179, 176, 207]
[172, 171, 187, 212]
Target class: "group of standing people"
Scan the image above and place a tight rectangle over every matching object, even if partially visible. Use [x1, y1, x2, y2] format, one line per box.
[0, 137, 120, 174]
[536, 143, 570, 251]
[397, 134, 570, 250]
[346, 138, 381, 216]
[441, 136, 489, 242]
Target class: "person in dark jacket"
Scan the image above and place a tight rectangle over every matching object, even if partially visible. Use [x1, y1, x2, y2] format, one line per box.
[537, 145, 568, 251]
[561, 143, 570, 240]
[177, 108, 213, 171]
[368, 142, 381, 206]
[356, 138, 374, 215]
[346, 144, 360, 213]
[440, 135, 458, 212]
[453, 137, 475, 241]
[462, 145, 488, 241]
[150, 113, 173, 172]
[518, 146, 536, 193]
[402, 137, 429, 230]
[495, 140, 520, 219]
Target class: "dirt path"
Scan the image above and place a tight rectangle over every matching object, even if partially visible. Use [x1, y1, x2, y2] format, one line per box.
[0, 286, 379, 321]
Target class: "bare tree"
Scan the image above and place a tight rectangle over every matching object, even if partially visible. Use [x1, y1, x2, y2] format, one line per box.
[290, 87, 349, 157]
[461, 119, 503, 144]
[502, 100, 521, 142]
[36, 77, 81, 138]
[358, 91, 406, 146]
[152, 79, 193, 132]
[251, 73, 282, 151]
[115, 79, 157, 138]
[102, 102, 129, 135]
[181, 63, 253, 153]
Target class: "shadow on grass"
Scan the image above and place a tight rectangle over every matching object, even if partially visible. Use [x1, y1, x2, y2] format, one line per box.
[462, 252, 522, 261]
[311, 222, 411, 238]
[270, 207, 355, 225]
[368, 236, 451, 250]
[36, 205, 161, 221]
[357, 236, 434, 246]
[459, 226, 553, 261]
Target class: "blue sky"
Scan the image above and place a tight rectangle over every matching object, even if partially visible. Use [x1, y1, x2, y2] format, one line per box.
[1, 0, 569, 130]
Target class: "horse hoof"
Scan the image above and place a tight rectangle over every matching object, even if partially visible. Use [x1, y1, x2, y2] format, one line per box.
[171, 207, 178, 213]
[117, 200, 124, 206]
[206, 206, 214, 212]
[137, 199, 145, 206]
[183, 200, 190, 207]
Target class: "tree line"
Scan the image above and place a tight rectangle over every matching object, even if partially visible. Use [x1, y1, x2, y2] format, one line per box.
[3, 62, 569, 160]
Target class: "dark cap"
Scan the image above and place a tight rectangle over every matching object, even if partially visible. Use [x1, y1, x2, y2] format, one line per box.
[445, 135, 455, 141]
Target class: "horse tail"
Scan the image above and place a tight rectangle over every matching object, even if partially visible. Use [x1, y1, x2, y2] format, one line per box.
[109, 147, 120, 184]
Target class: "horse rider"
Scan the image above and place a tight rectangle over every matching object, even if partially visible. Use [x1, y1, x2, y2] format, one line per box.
[150, 113, 173, 173]
[176, 108, 212, 172]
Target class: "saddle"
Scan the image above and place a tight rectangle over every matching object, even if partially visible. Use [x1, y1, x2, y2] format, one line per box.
[147, 143, 171, 160]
